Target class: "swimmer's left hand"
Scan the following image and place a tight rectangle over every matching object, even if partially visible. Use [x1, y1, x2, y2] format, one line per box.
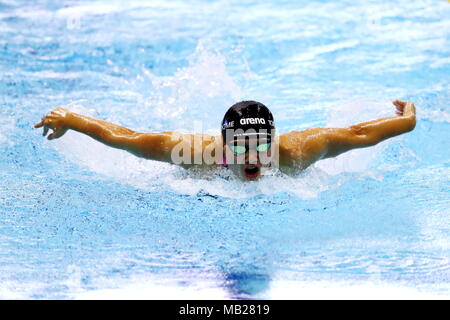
[392, 100, 415, 117]
[34, 107, 71, 140]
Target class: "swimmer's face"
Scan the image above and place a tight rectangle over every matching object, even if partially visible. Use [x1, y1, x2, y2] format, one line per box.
[224, 137, 272, 180]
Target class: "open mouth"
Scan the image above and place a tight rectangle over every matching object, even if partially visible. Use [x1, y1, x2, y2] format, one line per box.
[244, 165, 260, 179]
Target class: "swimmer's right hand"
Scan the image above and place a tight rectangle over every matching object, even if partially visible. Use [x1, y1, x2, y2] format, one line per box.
[34, 107, 71, 140]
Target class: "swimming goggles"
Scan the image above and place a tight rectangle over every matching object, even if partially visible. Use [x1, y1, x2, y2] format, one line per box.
[228, 142, 271, 155]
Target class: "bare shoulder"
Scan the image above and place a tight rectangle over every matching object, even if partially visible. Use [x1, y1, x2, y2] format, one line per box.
[278, 128, 329, 171]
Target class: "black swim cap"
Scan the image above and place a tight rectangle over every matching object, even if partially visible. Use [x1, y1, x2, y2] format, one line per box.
[221, 101, 275, 143]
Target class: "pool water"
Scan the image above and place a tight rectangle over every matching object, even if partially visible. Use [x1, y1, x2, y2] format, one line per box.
[0, 0, 449, 299]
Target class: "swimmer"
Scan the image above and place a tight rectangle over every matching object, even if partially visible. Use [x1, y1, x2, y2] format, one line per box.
[34, 100, 416, 180]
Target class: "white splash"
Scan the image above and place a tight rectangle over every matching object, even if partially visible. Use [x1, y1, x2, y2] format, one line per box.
[49, 44, 398, 199]
[51, 43, 244, 194]
[315, 99, 395, 175]
[0, 116, 15, 146]
[140, 40, 244, 132]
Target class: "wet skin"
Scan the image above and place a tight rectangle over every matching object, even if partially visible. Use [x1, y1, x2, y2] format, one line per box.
[34, 100, 416, 180]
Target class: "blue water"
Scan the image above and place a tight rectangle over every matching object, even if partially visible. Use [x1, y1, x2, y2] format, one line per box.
[1, 0, 449, 299]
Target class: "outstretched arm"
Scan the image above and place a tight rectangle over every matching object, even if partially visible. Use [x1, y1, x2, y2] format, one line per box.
[34, 107, 210, 164]
[279, 100, 416, 169]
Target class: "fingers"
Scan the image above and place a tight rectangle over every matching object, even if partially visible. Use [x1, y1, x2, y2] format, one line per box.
[35, 108, 69, 140]
[392, 100, 415, 117]
[34, 115, 51, 129]
[34, 116, 52, 137]
[34, 110, 59, 128]
[48, 127, 68, 140]
[34, 119, 44, 128]
[43, 125, 49, 137]
[392, 100, 406, 108]
[37, 118, 51, 136]
[392, 100, 407, 115]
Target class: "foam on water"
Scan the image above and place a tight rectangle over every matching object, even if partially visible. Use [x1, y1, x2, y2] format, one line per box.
[0, 116, 15, 145]
[50, 43, 399, 200]
[1, 0, 449, 300]
[73, 278, 450, 300]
